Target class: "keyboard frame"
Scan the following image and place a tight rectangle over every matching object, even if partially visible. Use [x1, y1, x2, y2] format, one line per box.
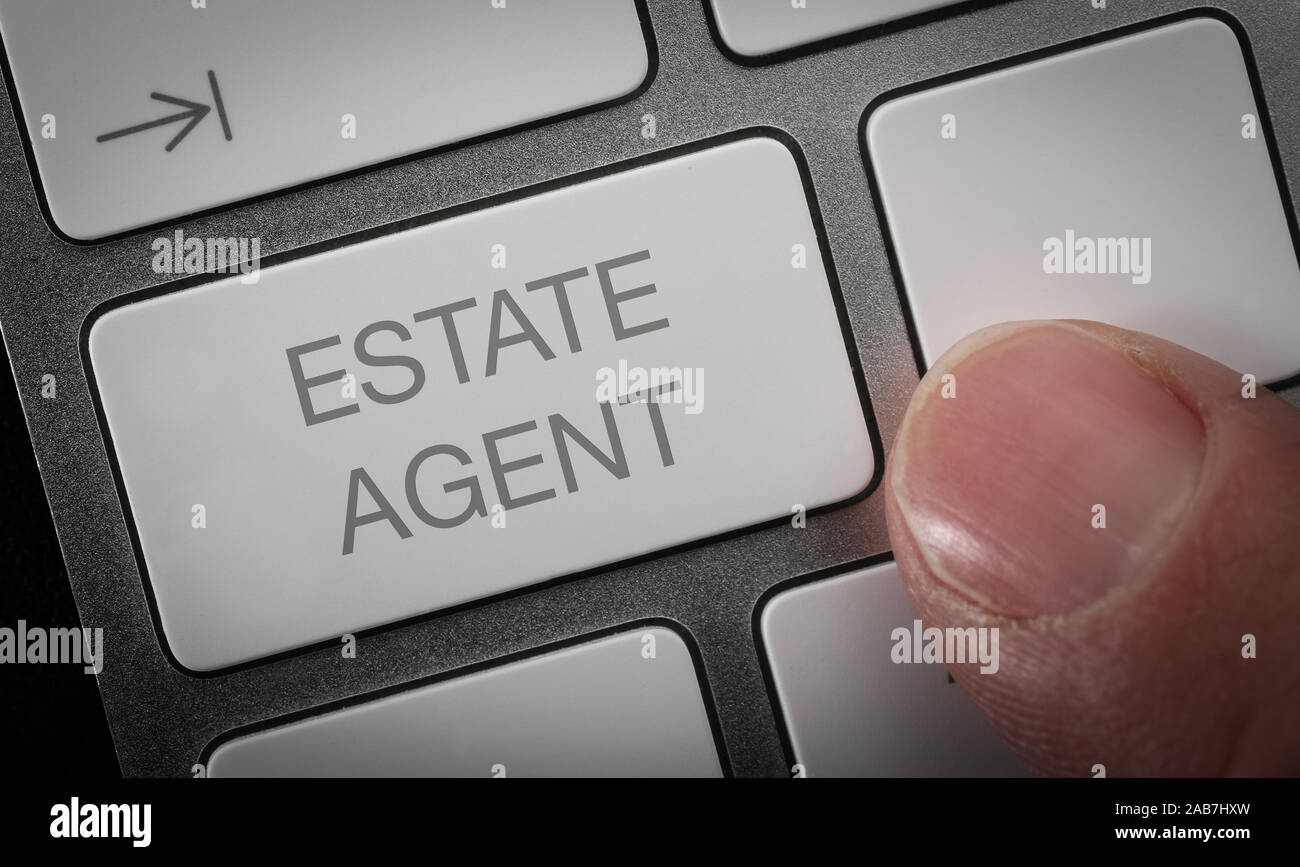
[1, 0, 1297, 777]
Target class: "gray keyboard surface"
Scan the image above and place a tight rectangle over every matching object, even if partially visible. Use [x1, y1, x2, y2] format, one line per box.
[1, 0, 1297, 776]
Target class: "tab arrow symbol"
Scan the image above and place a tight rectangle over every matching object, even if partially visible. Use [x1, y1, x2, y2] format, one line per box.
[96, 71, 231, 152]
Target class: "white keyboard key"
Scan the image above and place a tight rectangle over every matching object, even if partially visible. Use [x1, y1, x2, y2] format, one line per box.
[206, 626, 724, 777]
[89, 134, 875, 672]
[760, 561, 1027, 777]
[707, 0, 965, 59]
[0, 0, 651, 240]
[865, 15, 1300, 383]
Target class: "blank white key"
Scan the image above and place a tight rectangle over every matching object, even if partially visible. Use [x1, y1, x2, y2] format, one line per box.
[89, 134, 875, 672]
[708, 0, 965, 58]
[206, 626, 723, 777]
[760, 561, 1027, 777]
[0, 0, 650, 240]
[865, 16, 1300, 383]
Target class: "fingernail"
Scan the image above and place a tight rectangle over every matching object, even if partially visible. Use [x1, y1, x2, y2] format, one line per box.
[890, 323, 1205, 617]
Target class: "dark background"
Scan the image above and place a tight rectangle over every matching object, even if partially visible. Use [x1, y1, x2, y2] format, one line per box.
[1, 330, 118, 777]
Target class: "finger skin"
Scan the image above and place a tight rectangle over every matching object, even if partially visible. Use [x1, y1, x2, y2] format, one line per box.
[885, 319, 1300, 776]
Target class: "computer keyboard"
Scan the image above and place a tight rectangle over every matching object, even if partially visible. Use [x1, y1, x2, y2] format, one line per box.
[1, 0, 1297, 777]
